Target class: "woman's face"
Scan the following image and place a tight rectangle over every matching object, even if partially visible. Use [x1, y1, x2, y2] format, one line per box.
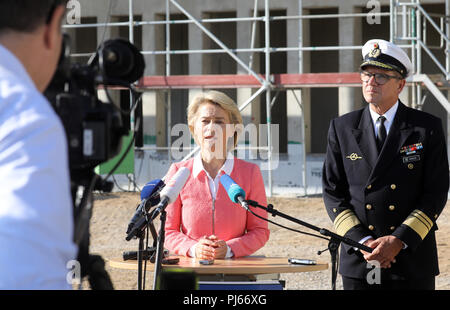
[192, 102, 233, 160]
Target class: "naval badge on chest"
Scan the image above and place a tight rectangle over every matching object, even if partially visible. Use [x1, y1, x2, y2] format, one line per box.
[346, 153, 362, 161]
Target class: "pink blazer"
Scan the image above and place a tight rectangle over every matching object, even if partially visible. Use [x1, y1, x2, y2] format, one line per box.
[163, 158, 270, 258]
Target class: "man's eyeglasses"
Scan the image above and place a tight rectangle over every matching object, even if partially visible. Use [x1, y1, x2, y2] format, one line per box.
[360, 71, 402, 85]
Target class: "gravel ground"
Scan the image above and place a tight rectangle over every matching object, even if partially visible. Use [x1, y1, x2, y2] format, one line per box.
[85, 193, 450, 290]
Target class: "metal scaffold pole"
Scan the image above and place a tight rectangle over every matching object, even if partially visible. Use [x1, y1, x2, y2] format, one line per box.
[390, 0, 396, 42]
[129, 0, 134, 129]
[447, 0, 450, 75]
[248, 0, 258, 71]
[128, 0, 137, 190]
[264, 0, 273, 197]
[447, 0, 450, 165]
[166, 0, 172, 160]
[416, 0, 422, 110]
[298, 0, 307, 196]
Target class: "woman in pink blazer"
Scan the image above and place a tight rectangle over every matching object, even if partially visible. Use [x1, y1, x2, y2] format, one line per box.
[163, 91, 270, 259]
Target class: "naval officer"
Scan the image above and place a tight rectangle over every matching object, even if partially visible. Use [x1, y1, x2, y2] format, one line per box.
[322, 39, 449, 290]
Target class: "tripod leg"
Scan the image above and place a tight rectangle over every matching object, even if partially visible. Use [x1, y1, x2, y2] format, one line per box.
[87, 255, 114, 290]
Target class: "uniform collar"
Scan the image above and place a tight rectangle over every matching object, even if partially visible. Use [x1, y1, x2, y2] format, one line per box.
[193, 151, 234, 179]
[369, 100, 399, 125]
[0, 44, 37, 90]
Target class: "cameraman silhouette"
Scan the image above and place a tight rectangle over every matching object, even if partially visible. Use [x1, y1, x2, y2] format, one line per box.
[0, 1, 77, 289]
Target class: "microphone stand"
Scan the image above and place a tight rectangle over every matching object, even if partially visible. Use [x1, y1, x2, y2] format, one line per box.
[245, 200, 373, 290]
[152, 210, 167, 290]
[126, 208, 158, 290]
[136, 229, 145, 290]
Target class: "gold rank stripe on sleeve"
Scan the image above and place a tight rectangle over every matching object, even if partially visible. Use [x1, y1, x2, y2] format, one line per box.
[333, 209, 361, 236]
[402, 209, 434, 240]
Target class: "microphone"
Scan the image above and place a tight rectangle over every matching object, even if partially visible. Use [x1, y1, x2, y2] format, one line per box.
[140, 179, 164, 201]
[150, 167, 191, 221]
[219, 174, 249, 211]
[126, 179, 165, 235]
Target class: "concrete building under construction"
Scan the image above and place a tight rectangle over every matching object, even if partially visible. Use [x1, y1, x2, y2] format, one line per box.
[67, 0, 450, 196]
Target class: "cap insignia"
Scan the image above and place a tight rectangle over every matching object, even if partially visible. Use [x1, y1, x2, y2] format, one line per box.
[368, 43, 381, 58]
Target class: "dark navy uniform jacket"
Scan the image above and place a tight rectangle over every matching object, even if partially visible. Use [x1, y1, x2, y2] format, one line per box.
[322, 101, 449, 280]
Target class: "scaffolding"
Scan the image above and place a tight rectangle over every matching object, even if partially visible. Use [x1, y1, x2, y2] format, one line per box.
[65, 0, 450, 196]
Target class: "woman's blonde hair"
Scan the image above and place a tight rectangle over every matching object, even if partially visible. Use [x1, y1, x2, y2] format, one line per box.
[187, 90, 243, 148]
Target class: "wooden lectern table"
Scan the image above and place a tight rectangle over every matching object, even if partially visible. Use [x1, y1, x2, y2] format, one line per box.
[108, 256, 327, 275]
[108, 256, 328, 289]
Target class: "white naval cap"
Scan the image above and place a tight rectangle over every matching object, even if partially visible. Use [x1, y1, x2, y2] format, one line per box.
[360, 39, 412, 78]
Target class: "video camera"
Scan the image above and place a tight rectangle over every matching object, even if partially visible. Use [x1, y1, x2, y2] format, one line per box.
[44, 34, 146, 290]
[45, 34, 145, 175]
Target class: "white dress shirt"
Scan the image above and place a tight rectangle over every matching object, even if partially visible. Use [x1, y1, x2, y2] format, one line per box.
[0, 44, 77, 289]
[192, 151, 234, 200]
[188, 152, 235, 258]
[369, 100, 398, 138]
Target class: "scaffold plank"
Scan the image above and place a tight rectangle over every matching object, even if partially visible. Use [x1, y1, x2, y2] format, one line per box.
[274, 73, 362, 88]
[138, 74, 263, 89]
[137, 72, 363, 89]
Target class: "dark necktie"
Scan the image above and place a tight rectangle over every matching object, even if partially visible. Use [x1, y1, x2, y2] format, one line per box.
[376, 116, 387, 152]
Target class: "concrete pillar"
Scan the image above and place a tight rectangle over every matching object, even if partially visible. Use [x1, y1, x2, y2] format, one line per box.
[188, 7, 202, 75]
[286, 3, 303, 147]
[338, 3, 362, 116]
[142, 11, 166, 147]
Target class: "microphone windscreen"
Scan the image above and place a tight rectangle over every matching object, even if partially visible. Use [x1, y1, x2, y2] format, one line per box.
[159, 167, 190, 204]
[140, 179, 164, 200]
[220, 174, 246, 203]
